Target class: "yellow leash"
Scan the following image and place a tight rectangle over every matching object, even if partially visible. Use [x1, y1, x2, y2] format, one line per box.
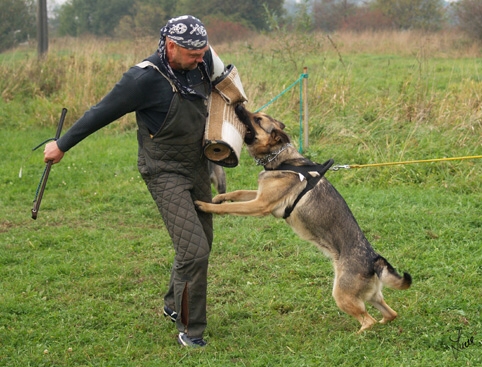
[330, 155, 482, 171]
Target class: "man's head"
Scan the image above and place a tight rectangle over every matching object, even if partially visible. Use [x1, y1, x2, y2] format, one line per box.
[159, 15, 210, 71]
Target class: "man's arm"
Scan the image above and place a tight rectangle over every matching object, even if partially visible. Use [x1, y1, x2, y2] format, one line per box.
[42, 70, 145, 164]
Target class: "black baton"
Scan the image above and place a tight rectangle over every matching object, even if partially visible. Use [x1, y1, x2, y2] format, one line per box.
[31, 108, 67, 220]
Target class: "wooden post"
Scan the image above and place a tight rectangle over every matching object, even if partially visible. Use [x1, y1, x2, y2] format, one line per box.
[302, 66, 309, 150]
[37, 0, 48, 58]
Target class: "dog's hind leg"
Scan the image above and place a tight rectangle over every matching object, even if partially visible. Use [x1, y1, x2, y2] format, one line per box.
[367, 290, 398, 324]
[332, 286, 377, 333]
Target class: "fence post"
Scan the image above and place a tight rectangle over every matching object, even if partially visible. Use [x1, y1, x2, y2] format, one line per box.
[302, 66, 309, 151]
[37, 0, 48, 58]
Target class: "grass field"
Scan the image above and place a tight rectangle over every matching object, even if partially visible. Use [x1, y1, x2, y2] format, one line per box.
[1, 30, 481, 366]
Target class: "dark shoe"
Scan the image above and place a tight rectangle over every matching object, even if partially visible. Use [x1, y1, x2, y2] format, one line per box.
[163, 305, 177, 323]
[177, 332, 207, 347]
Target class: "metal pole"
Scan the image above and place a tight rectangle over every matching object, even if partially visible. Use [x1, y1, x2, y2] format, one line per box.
[37, 0, 48, 58]
[302, 66, 309, 150]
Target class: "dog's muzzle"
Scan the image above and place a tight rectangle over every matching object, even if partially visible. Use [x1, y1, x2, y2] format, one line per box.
[235, 104, 255, 144]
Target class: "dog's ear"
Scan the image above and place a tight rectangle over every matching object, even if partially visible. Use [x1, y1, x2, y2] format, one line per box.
[261, 116, 283, 132]
[271, 128, 290, 145]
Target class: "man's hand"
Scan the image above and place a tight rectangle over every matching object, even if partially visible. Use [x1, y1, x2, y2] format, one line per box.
[43, 141, 64, 164]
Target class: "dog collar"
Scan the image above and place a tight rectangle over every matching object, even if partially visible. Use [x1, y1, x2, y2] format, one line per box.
[255, 144, 293, 166]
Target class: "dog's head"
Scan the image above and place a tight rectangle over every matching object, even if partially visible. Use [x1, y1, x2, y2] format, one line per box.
[235, 104, 290, 156]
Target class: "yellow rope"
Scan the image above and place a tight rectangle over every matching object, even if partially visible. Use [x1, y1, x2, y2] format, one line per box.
[331, 155, 482, 170]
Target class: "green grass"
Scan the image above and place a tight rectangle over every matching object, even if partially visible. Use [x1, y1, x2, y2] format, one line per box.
[1, 128, 480, 366]
[1, 33, 481, 365]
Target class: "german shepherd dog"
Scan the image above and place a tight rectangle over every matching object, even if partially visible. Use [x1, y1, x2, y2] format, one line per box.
[196, 105, 412, 333]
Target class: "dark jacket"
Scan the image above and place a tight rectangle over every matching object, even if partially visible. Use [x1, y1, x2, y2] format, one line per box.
[56, 50, 214, 152]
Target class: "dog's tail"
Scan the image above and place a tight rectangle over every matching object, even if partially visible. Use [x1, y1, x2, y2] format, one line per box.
[374, 255, 412, 290]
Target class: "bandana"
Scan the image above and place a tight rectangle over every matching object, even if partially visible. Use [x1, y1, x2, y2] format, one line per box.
[160, 15, 208, 50]
[157, 15, 210, 99]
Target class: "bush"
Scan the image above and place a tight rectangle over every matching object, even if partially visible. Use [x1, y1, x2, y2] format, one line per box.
[341, 9, 393, 32]
[204, 17, 256, 45]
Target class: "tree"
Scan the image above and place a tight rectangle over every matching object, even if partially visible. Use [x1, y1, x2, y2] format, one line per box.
[373, 0, 445, 31]
[55, 0, 283, 38]
[174, 0, 285, 30]
[283, 0, 315, 33]
[312, 0, 359, 32]
[454, 0, 482, 42]
[0, 0, 36, 52]
[57, 0, 135, 37]
[114, 0, 177, 38]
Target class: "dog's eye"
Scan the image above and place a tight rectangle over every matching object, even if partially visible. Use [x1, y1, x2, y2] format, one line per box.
[254, 117, 262, 125]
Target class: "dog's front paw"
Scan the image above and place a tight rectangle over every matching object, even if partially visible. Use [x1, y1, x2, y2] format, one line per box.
[194, 200, 209, 212]
[211, 194, 227, 204]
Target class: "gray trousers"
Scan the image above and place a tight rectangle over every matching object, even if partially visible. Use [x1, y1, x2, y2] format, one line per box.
[137, 128, 213, 338]
[147, 171, 212, 338]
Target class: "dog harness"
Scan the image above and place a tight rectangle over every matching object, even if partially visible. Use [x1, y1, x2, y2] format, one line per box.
[267, 159, 334, 219]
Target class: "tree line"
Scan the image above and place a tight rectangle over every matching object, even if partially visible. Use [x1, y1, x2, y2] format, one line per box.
[1, 0, 482, 53]
[55, 0, 285, 38]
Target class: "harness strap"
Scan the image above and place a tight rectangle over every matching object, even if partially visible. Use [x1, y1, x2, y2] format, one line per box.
[136, 61, 178, 92]
[267, 159, 334, 219]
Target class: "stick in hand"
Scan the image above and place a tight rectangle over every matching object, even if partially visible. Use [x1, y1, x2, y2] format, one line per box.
[31, 108, 67, 220]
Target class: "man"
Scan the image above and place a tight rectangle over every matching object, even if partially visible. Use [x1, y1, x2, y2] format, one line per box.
[43, 15, 238, 347]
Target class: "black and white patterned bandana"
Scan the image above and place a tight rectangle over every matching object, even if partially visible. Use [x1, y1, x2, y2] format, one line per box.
[157, 15, 209, 98]
[160, 15, 208, 50]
